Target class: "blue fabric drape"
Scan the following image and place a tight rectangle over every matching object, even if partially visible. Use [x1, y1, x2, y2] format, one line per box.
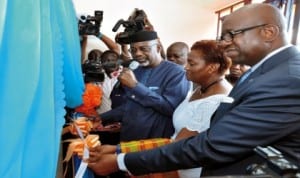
[0, 0, 84, 177]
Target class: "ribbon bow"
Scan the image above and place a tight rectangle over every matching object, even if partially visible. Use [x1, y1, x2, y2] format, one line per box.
[64, 134, 100, 162]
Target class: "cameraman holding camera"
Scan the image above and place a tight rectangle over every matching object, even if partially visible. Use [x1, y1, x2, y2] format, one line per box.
[78, 11, 120, 63]
[115, 8, 166, 61]
[81, 33, 120, 63]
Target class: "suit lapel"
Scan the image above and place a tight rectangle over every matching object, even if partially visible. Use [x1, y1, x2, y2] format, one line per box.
[210, 71, 259, 125]
[211, 46, 299, 125]
[231, 46, 298, 97]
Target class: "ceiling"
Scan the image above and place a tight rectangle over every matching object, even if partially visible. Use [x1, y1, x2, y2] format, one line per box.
[200, 0, 241, 10]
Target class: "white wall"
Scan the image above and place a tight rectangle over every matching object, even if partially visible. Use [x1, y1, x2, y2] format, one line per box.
[72, 0, 237, 48]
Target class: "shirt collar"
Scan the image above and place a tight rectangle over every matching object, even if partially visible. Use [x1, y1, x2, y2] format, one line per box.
[250, 44, 293, 73]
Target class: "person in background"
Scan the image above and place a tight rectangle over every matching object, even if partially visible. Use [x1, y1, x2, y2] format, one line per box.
[225, 63, 250, 85]
[94, 30, 190, 142]
[81, 33, 120, 64]
[118, 8, 166, 61]
[96, 50, 123, 135]
[87, 49, 102, 62]
[97, 50, 121, 114]
[95, 50, 125, 178]
[167, 41, 198, 90]
[166, 42, 189, 66]
[87, 3, 300, 177]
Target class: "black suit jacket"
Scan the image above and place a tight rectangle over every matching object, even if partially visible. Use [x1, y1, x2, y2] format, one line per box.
[124, 46, 300, 176]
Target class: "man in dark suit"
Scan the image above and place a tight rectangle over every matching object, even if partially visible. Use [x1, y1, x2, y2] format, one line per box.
[87, 3, 300, 176]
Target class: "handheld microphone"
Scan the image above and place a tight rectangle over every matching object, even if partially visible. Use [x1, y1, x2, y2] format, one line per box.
[114, 60, 139, 88]
[127, 60, 139, 70]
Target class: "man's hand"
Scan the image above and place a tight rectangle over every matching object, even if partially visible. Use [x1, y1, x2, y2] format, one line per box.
[144, 16, 154, 31]
[97, 122, 121, 132]
[91, 117, 104, 131]
[118, 68, 138, 88]
[87, 145, 120, 175]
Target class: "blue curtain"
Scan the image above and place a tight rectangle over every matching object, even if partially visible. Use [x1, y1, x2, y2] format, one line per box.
[0, 0, 84, 177]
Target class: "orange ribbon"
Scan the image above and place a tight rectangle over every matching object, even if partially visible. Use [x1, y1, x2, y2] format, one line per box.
[70, 117, 93, 136]
[75, 83, 103, 117]
[64, 134, 101, 162]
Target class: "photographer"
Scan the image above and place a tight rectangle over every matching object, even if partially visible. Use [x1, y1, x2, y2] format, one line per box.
[115, 8, 166, 61]
[96, 50, 121, 114]
[79, 11, 120, 63]
[81, 33, 120, 64]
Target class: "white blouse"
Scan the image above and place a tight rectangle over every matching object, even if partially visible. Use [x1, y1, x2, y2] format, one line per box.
[171, 93, 234, 178]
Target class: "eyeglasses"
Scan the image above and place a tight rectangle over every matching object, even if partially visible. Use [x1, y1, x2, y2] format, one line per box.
[128, 43, 157, 54]
[219, 24, 268, 42]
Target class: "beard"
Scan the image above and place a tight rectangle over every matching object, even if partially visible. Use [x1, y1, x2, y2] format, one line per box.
[138, 60, 150, 67]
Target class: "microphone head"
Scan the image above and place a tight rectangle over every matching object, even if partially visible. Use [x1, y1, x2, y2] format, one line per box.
[129, 60, 139, 70]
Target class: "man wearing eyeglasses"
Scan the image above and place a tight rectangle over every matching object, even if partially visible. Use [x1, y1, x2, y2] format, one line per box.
[88, 3, 300, 177]
[95, 30, 190, 142]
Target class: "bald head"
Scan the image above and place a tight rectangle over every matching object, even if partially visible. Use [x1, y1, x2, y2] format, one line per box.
[229, 3, 286, 31]
[221, 3, 289, 66]
[166, 42, 189, 66]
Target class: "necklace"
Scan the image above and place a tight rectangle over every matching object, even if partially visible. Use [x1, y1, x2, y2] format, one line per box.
[200, 78, 223, 93]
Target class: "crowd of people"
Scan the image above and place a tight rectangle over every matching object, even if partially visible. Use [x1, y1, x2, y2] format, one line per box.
[63, 3, 300, 178]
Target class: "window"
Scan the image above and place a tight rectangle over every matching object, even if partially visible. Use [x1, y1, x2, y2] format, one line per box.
[215, 0, 251, 38]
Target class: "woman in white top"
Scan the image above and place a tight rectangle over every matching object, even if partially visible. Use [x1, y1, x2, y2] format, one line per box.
[171, 40, 233, 178]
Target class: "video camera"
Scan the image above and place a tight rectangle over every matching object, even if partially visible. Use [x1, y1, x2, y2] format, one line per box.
[112, 9, 146, 44]
[247, 146, 300, 178]
[78, 10, 103, 36]
[82, 60, 105, 83]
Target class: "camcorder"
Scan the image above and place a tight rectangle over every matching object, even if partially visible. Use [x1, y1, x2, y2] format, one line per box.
[247, 146, 300, 178]
[112, 9, 147, 44]
[78, 10, 103, 36]
[102, 59, 138, 76]
[82, 59, 137, 83]
[82, 60, 105, 83]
